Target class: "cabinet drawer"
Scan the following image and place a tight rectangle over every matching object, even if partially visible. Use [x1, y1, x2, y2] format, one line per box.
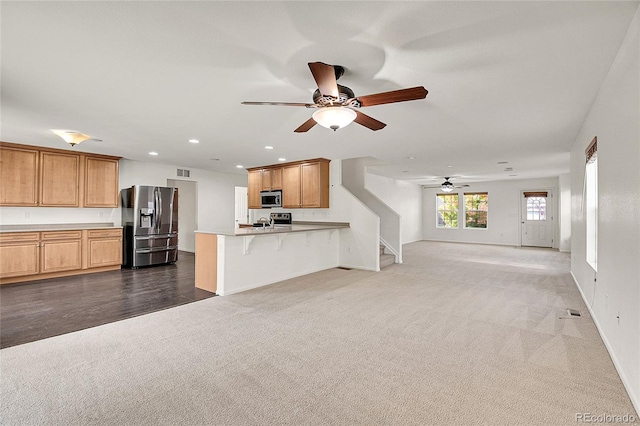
[87, 229, 122, 239]
[0, 232, 40, 244]
[41, 230, 82, 240]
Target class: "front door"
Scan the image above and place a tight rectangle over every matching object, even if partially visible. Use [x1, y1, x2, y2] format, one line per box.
[521, 190, 553, 248]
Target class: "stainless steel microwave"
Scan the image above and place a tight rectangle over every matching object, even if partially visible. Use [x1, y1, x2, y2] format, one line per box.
[260, 190, 282, 208]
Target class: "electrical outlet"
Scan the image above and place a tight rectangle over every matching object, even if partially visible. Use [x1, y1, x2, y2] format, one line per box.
[24, 211, 30, 219]
[99, 212, 104, 218]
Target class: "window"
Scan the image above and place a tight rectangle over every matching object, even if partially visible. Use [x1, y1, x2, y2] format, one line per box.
[464, 192, 488, 229]
[585, 137, 598, 270]
[436, 194, 459, 228]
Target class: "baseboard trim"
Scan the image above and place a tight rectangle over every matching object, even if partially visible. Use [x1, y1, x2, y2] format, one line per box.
[570, 271, 640, 416]
[421, 238, 518, 248]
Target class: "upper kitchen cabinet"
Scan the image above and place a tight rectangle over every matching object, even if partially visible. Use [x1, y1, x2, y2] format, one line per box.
[247, 169, 262, 209]
[250, 158, 329, 209]
[0, 145, 39, 206]
[0, 142, 121, 208]
[39, 151, 80, 207]
[84, 156, 119, 207]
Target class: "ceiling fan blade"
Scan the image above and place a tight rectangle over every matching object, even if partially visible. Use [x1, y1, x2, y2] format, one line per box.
[294, 117, 317, 133]
[308, 62, 339, 98]
[242, 101, 314, 107]
[354, 110, 386, 131]
[357, 86, 428, 107]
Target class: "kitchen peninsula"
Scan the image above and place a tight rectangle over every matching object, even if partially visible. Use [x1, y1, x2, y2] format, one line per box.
[195, 221, 349, 295]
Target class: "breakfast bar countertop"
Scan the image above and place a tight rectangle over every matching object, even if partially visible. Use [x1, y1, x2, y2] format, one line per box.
[0, 223, 121, 233]
[195, 221, 350, 237]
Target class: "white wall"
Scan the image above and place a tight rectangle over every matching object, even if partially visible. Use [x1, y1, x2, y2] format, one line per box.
[366, 173, 423, 244]
[422, 177, 560, 247]
[167, 179, 198, 252]
[0, 206, 119, 226]
[119, 159, 247, 233]
[558, 174, 571, 252]
[569, 6, 639, 412]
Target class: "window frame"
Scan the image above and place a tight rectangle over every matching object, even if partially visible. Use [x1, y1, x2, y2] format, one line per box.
[463, 192, 488, 229]
[436, 193, 459, 229]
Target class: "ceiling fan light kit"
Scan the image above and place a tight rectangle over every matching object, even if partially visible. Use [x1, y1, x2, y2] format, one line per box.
[242, 62, 428, 133]
[312, 106, 357, 131]
[441, 177, 455, 192]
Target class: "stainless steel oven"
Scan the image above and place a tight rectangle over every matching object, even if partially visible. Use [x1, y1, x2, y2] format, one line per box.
[260, 190, 282, 208]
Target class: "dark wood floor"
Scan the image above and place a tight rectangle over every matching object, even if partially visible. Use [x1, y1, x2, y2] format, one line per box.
[0, 251, 214, 349]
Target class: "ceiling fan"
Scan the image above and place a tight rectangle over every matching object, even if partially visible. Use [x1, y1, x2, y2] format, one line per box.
[422, 177, 470, 192]
[242, 62, 428, 133]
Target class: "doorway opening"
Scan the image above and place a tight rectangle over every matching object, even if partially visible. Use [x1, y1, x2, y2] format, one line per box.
[167, 179, 198, 252]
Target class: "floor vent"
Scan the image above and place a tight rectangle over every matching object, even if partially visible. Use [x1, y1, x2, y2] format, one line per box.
[567, 309, 582, 317]
[337, 267, 352, 271]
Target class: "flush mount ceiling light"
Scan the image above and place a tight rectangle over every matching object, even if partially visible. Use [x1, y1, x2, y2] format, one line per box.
[149, 151, 159, 156]
[441, 177, 455, 192]
[51, 129, 101, 147]
[312, 106, 357, 131]
[188, 139, 200, 144]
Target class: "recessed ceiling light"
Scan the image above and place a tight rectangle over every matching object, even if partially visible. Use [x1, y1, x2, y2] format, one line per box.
[149, 152, 158, 156]
[189, 139, 199, 144]
[497, 161, 509, 164]
[407, 156, 415, 160]
[236, 165, 243, 168]
[265, 146, 274, 150]
[447, 165, 453, 168]
[278, 158, 286, 162]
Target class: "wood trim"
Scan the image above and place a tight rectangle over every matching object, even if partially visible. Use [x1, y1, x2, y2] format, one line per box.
[0, 141, 121, 161]
[246, 158, 330, 171]
[195, 233, 217, 293]
[0, 264, 121, 285]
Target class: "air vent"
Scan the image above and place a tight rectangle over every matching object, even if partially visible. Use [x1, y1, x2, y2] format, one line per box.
[567, 309, 582, 317]
[177, 168, 191, 177]
[504, 167, 514, 172]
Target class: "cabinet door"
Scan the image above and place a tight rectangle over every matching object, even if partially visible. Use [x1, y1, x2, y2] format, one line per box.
[85, 156, 119, 207]
[247, 169, 262, 209]
[0, 242, 40, 278]
[282, 165, 301, 208]
[301, 162, 321, 207]
[0, 146, 39, 206]
[40, 239, 82, 273]
[88, 237, 122, 268]
[40, 152, 80, 207]
[260, 169, 272, 191]
[270, 167, 283, 190]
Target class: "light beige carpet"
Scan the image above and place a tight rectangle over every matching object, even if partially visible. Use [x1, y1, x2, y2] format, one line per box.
[1, 241, 637, 425]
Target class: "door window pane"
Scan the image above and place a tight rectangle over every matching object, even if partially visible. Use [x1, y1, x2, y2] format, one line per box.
[526, 197, 547, 221]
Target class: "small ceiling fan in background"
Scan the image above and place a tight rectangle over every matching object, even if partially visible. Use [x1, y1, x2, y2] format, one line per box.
[422, 177, 470, 192]
[242, 62, 428, 132]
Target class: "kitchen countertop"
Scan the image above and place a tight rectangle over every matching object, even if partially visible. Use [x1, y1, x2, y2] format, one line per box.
[195, 221, 349, 237]
[0, 223, 121, 233]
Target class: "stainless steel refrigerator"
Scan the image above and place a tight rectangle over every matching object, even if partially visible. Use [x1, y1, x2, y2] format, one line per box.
[121, 185, 178, 268]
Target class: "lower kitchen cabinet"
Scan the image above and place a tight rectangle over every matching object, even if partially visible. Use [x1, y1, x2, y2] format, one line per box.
[0, 233, 40, 279]
[87, 229, 123, 268]
[40, 231, 83, 273]
[0, 228, 123, 285]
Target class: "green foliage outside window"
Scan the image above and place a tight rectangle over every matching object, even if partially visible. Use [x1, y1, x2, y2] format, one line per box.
[464, 193, 488, 228]
[436, 194, 458, 228]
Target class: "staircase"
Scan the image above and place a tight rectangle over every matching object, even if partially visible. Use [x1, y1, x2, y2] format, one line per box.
[380, 244, 395, 269]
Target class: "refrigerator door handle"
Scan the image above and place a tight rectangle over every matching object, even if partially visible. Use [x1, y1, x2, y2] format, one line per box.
[154, 188, 162, 233]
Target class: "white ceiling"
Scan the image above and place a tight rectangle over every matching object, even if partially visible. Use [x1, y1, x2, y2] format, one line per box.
[2, 1, 638, 185]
